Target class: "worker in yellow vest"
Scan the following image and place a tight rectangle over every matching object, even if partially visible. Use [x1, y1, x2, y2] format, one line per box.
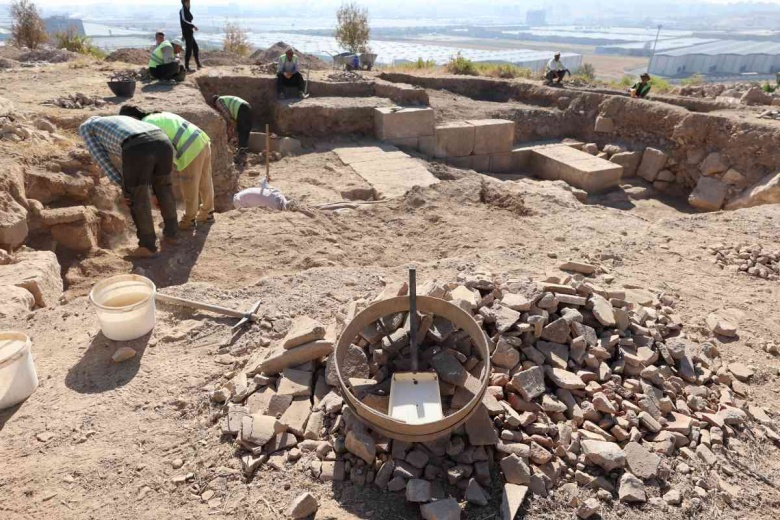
[277, 48, 305, 99]
[120, 106, 214, 230]
[210, 95, 253, 164]
[149, 32, 186, 82]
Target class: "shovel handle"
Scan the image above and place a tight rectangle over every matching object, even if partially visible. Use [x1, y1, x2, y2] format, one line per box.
[156, 293, 248, 320]
[409, 267, 418, 372]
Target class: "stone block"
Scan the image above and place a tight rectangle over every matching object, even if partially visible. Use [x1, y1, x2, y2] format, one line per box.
[530, 145, 623, 193]
[434, 121, 475, 158]
[689, 177, 727, 211]
[0, 192, 28, 249]
[386, 136, 420, 149]
[637, 148, 667, 182]
[0, 250, 62, 308]
[472, 154, 491, 172]
[725, 171, 780, 210]
[374, 107, 435, 141]
[350, 159, 439, 199]
[418, 135, 435, 156]
[490, 153, 514, 173]
[446, 156, 474, 170]
[594, 116, 615, 133]
[468, 119, 515, 154]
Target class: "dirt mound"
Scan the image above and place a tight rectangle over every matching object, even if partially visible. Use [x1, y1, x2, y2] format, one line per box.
[479, 180, 531, 216]
[250, 41, 328, 70]
[199, 50, 249, 67]
[105, 48, 148, 65]
[18, 48, 78, 63]
[0, 57, 20, 69]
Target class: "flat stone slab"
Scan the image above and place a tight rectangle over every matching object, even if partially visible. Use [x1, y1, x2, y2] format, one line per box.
[530, 145, 623, 193]
[334, 146, 439, 199]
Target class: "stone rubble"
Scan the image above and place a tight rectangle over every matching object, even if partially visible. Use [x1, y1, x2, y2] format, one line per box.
[708, 243, 779, 281]
[43, 92, 108, 110]
[207, 270, 778, 519]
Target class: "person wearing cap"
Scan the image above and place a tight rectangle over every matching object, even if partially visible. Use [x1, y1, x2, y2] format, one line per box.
[209, 95, 253, 164]
[277, 48, 305, 99]
[630, 73, 652, 98]
[149, 34, 186, 82]
[119, 105, 215, 230]
[545, 52, 569, 85]
[78, 115, 178, 258]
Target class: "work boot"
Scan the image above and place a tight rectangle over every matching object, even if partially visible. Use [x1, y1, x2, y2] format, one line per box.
[196, 212, 215, 224]
[129, 246, 158, 258]
[178, 218, 196, 230]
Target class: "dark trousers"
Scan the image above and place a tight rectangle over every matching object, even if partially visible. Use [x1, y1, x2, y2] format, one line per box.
[236, 103, 252, 150]
[546, 70, 567, 83]
[276, 72, 305, 94]
[121, 134, 178, 251]
[150, 62, 186, 82]
[183, 31, 201, 69]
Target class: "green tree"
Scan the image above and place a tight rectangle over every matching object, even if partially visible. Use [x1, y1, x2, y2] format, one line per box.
[335, 1, 370, 54]
[10, 0, 47, 50]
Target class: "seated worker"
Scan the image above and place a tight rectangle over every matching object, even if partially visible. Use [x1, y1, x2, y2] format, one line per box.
[149, 33, 186, 82]
[119, 105, 214, 230]
[210, 95, 252, 164]
[78, 115, 178, 257]
[545, 52, 569, 85]
[277, 48, 305, 99]
[630, 73, 652, 98]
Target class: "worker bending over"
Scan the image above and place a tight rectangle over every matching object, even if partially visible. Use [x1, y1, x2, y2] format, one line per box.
[210, 95, 253, 164]
[149, 33, 186, 83]
[120, 106, 215, 230]
[79, 116, 178, 257]
[630, 73, 652, 99]
[545, 52, 569, 85]
[277, 48, 305, 99]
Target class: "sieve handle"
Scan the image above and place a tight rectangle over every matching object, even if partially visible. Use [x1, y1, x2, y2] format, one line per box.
[409, 267, 418, 372]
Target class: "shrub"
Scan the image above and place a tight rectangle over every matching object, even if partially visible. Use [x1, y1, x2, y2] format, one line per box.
[335, 1, 370, 54]
[446, 53, 477, 76]
[223, 22, 251, 57]
[762, 82, 777, 93]
[392, 58, 437, 71]
[681, 73, 705, 86]
[649, 76, 672, 94]
[53, 27, 105, 58]
[10, 0, 47, 50]
[476, 63, 534, 79]
[574, 63, 596, 81]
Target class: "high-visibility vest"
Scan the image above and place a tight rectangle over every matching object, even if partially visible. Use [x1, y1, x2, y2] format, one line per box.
[633, 82, 651, 97]
[219, 96, 248, 120]
[143, 112, 210, 171]
[279, 54, 298, 69]
[149, 41, 172, 69]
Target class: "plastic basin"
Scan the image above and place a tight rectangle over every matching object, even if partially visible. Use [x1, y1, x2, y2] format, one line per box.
[107, 80, 136, 98]
[0, 331, 38, 410]
[89, 274, 156, 341]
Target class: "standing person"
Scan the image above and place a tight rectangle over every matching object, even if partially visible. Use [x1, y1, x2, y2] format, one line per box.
[79, 116, 178, 257]
[630, 73, 652, 98]
[180, 0, 202, 72]
[119, 106, 215, 230]
[545, 52, 569, 85]
[210, 95, 253, 164]
[277, 48, 305, 99]
[149, 34, 186, 82]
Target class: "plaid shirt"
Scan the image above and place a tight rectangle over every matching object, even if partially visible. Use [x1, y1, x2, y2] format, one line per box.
[79, 116, 163, 185]
[215, 98, 233, 123]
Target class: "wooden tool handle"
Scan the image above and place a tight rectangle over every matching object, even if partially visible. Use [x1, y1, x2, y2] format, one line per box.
[155, 293, 247, 319]
[409, 267, 418, 372]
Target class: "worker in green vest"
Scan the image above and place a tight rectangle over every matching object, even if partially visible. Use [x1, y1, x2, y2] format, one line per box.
[149, 32, 186, 83]
[210, 95, 253, 164]
[630, 73, 652, 99]
[120, 105, 214, 230]
[277, 48, 305, 99]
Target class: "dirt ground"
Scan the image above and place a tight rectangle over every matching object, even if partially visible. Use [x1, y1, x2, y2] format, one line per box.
[1, 62, 780, 520]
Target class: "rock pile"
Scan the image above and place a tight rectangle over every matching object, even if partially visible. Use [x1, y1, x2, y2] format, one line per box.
[43, 92, 108, 109]
[327, 71, 369, 83]
[207, 266, 777, 518]
[708, 243, 780, 280]
[677, 82, 780, 107]
[758, 108, 780, 121]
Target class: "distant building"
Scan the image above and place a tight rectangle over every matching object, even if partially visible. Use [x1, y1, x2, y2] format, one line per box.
[526, 10, 546, 27]
[650, 40, 780, 77]
[44, 16, 85, 36]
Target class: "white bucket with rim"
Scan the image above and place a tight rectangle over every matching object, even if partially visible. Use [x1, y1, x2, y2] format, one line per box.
[89, 274, 157, 341]
[0, 331, 39, 410]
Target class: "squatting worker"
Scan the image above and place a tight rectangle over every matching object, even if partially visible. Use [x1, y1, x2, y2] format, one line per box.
[210, 95, 252, 162]
[120, 106, 215, 230]
[277, 48, 305, 99]
[149, 35, 186, 82]
[79, 116, 178, 258]
[545, 52, 568, 84]
[180, 0, 202, 72]
[630, 73, 652, 99]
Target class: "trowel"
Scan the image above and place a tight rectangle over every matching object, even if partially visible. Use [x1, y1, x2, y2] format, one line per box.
[388, 267, 443, 424]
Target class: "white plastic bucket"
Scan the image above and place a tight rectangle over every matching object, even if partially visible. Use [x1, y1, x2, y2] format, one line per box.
[0, 331, 38, 410]
[89, 274, 157, 341]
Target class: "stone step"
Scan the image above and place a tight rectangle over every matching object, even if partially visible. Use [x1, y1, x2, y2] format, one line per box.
[530, 145, 623, 194]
